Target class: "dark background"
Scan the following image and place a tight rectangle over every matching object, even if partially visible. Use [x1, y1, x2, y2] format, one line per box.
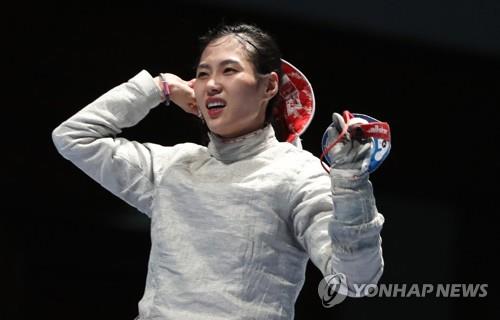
[3, 1, 499, 319]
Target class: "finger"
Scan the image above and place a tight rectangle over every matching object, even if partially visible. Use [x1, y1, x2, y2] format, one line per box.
[325, 126, 339, 139]
[330, 142, 347, 158]
[332, 112, 346, 132]
[187, 78, 196, 88]
[326, 124, 349, 144]
[188, 103, 199, 116]
[352, 142, 372, 162]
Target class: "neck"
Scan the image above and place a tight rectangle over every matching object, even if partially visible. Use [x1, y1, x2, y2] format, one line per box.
[213, 123, 268, 143]
[207, 124, 278, 162]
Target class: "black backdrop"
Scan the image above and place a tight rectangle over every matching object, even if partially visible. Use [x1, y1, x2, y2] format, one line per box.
[3, 1, 499, 319]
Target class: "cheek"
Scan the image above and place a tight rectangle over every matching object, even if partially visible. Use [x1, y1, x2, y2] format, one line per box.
[234, 81, 259, 101]
[193, 86, 204, 104]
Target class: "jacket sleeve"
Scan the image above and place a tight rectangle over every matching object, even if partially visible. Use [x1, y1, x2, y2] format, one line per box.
[290, 161, 384, 297]
[52, 70, 165, 217]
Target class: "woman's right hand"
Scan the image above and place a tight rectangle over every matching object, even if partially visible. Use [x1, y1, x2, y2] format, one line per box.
[155, 73, 198, 116]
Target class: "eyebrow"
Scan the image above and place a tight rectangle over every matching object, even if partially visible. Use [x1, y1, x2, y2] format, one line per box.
[197, 59, 242, 70]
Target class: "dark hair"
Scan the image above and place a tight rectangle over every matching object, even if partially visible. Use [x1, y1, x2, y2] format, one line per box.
[197, 23, 288, 142]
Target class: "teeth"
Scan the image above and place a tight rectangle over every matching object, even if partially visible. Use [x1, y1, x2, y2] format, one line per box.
[207, 101, 226, 109]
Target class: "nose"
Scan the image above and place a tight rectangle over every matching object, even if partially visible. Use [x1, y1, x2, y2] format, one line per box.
[206, 76, 222, 95]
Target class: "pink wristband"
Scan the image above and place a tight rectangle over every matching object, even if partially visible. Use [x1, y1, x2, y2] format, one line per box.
[159, 73, 171, 106]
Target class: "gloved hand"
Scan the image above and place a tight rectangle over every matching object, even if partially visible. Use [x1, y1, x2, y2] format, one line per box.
[324, 112, 372, 175]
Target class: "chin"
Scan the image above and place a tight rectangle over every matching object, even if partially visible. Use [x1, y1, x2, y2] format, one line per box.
[211, 128, 238, 138]
[207, 123, 232, 137]
[210, 124, 248, 139]
[207, 119, 263, 139]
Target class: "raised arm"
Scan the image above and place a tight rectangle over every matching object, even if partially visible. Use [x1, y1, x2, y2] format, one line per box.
[52, 70, 196, 216]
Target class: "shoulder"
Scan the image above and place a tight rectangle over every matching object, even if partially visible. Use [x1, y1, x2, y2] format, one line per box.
[268, 142, 331, 208]
[274, 142, 322, 167]
[268, 142, 329, 181]
[145, 142, 208, 159]
[142, 142, 209, 174]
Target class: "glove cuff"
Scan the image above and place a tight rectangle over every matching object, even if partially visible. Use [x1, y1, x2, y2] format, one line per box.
[330, 168, 370, 189]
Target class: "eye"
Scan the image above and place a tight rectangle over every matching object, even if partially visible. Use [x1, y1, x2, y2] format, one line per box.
[196, 71, 209, 79]
[223, 67, 237, 74]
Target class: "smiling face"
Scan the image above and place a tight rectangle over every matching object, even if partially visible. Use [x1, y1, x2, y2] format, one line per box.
[194, 35, 278, 138]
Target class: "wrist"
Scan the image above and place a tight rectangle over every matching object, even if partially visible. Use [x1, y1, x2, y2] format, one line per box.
[154, 77, 166, 101]
[330, 168, 370, 190]
[158, 73, 171, 106]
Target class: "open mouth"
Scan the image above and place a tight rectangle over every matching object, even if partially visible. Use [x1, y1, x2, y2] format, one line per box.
[206, 99, 226, 110]
[206, 98, 226, 118]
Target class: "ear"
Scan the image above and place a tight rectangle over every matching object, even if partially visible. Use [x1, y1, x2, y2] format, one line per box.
[263, 72, 279, 100]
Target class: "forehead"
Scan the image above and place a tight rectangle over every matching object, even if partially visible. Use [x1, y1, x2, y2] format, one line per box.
[199, 35, 252, 66]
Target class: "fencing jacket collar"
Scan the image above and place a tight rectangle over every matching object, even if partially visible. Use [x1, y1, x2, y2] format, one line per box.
[207, 124, 278, 162]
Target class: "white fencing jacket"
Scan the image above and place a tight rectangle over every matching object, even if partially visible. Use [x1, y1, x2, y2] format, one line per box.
[52, 70, 384, 320]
